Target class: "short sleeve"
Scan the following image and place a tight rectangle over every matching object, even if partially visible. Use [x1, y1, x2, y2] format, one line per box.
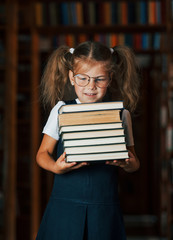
[122, 109, 134, 146]
[42, 101, 65, 140]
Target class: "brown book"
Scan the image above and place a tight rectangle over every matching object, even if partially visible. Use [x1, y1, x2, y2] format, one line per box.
[59, 109, 121, 127]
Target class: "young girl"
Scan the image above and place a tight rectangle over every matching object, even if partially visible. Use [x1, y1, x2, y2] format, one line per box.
[36, 41, 140, 240]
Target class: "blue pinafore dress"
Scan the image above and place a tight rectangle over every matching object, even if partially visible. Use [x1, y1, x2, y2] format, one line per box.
[36, 100, 126, 240]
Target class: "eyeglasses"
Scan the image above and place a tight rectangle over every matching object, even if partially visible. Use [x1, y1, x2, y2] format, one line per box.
[73, 73, 111, 88]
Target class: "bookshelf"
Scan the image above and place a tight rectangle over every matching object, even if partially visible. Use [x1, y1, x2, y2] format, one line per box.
[0, 1, 6, 239]
[1, 0, 173, 239]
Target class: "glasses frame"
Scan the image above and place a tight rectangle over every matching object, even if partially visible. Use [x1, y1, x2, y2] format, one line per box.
[73, 73, 111, 88]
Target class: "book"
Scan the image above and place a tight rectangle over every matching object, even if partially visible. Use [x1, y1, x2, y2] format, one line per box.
[61, 3, 69, 25]
[66, 151, 129, 162]
[59, 109, 122, 127]
[63, 136, 126, 147]
[49, 3, 58, 26]
[62, 128, 124, 140]
[148, 2, 156, 24]
[59, 122, 123, 134]
[35, 3, 43, 26]
[65, 143, 127, 155]
[121, 1, 128, 25]
[59, 101, 127, 162]
[127, 2, 136, 24]
[139, 1, 148, 24]
[58, 101, 123, 114]
[76, 2, 83, 25]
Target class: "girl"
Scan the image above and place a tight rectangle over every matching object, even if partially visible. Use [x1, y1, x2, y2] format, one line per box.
[36, 41, 140, 240]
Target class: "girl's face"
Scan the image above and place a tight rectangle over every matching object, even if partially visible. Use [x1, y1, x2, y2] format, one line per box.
[69, 62, 109, 103]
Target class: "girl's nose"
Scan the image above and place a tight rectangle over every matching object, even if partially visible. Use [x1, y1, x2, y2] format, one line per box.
[87, 78, 97, 89]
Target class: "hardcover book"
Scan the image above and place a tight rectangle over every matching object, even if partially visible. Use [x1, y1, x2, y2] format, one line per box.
[58, 101, 128, 162]
[64, 143, 127, 155]
[58, 101, 123, 114]
[59, 122, 123, 134]
[61, 128, 125, 140]
[66, 151, 129, 162]
[59, 109, 122, 127]
[63, 136, 126, 147]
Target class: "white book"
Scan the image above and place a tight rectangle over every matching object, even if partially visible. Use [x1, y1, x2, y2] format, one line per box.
[66, 151, 129, 162]
[64, 136, 126, 147]
[65, 143, 127, 155]
[60, 122, 123, 134]
[62, 128, 125, 140]
[59, 101, 123, 114]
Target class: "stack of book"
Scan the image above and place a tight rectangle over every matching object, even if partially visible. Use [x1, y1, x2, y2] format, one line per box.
[58, 101, 129, 162]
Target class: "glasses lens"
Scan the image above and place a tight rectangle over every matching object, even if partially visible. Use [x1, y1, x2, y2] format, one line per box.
[74, 74, 89, 87]
[74, 74, 110, 88]
[95, 77, 110, 88]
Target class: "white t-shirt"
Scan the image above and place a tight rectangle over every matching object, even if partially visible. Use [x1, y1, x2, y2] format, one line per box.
[43, 99, 134, 146]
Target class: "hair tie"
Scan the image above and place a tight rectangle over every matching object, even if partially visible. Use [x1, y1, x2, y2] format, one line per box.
[110, 48, 114, 54]
[69, 48, 74, 54]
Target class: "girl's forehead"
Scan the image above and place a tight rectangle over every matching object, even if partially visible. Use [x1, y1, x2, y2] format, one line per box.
[73, 60, 108, 73]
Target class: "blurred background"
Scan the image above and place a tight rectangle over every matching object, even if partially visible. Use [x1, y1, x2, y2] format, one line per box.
[0, 0, 173, 239]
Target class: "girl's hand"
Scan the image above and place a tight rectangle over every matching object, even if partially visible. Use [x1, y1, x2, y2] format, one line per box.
[54, 152, 89, 174]
[105, 147, 140, 172]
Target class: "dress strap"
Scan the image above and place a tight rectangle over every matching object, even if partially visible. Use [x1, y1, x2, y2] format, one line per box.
[64, 99, 77, 105]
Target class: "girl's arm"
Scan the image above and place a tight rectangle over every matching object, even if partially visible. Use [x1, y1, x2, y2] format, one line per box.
[105, 145, 140, 173]
[36, 134, 88, 174]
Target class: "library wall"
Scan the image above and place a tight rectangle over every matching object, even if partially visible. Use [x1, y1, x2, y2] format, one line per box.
[0, 1, 173, 240]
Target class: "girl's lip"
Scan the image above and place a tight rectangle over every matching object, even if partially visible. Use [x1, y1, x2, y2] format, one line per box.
[84, 93, 97, 96]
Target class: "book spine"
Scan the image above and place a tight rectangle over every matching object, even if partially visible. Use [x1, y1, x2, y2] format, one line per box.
[121, 1, 128, 25]
[140, 1, 148, 24]
[103, 2, 111, 25]
[148, 1, 156, 24]
[76, 2, 83, 25]
[127, 2, 136, 24]
[61, 3, 69, 25]
[35, 3, 43, 26]
[88, 2, 96, 25]
[49, 3, 58, 26]
[111, 2, 118, 24]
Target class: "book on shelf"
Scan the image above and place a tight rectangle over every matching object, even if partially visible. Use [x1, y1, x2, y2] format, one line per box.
[58, 101, 128, 162]
[34, 1, 164, 27]
[40, 32, 163, 52]
[121, 1, 128, 25]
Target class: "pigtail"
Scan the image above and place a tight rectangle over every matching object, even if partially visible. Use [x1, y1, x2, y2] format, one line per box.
[112, 45, 140, 112]
[40, 45, 73, 109]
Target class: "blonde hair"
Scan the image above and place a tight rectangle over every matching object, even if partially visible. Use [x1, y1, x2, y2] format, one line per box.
[40, 41, 140, 112]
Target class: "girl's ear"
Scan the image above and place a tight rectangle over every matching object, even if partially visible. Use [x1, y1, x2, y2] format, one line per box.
[69, 70, 74, 85]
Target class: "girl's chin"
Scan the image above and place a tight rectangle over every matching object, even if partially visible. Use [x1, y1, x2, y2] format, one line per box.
[82, 95, 103, 103]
